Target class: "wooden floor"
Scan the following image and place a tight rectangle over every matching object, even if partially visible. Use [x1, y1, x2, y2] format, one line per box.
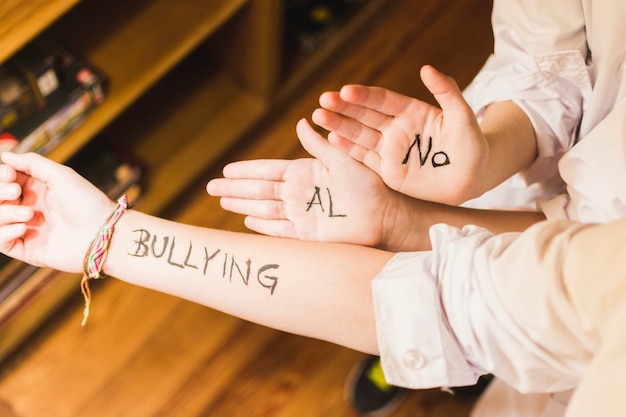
[0, 1, 494, 416]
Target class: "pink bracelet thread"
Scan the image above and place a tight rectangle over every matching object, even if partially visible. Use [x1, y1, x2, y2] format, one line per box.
[80, 194, 128, 326]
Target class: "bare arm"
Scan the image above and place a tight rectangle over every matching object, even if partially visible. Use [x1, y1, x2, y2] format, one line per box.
[380, 194, 546, 251]
[0, 151, 393, 354]
[477, 100, 538, 194]
[105, 210, 392, 353]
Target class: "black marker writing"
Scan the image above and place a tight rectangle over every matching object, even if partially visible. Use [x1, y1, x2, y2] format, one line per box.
[258, 264, 279, 295]
[432, 151, 450, 167]
[402, 134, 450, 168]
[306, 186, 346, 217]
[129, 228, 279, 294]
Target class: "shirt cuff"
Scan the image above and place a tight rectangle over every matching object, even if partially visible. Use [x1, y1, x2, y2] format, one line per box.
[464, 50, 590, 187]
[372, 251, 479, 389]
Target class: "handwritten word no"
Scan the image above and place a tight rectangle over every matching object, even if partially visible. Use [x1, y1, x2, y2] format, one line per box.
[129, 228, 279, 294]
[402, 134, 450, 168]
[306, 186, 346, 217]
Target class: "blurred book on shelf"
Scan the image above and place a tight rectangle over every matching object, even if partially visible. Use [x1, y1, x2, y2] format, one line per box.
[284, 0, 370, 52]
[0, 136, 142, 362]
[0, 38, 107, 155]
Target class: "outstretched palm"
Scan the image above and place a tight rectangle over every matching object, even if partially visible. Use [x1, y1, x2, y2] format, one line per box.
[313, 65, 487, 205]
[207, 119, 397, 247]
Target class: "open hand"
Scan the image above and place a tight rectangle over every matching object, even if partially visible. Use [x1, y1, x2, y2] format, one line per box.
[313, 65, 487, 205]
[207, 119, 399, 247]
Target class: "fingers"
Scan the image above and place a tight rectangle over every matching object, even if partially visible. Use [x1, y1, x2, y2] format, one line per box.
[297, 118, 382, 175]
[1, 151, 49, 178]
[295, 118, 341, 162]
[219, 197, 285, 220]
[316, 88, 394, 148]
[0, 223, 26, 255]
[0, 164, 17, 183]
[0, 221, 27, 238]
[337, 84, 417, 117]
[0, 205, 33, 255]
[318, 90, 390, 128]
[0, 154, 34, 254]
[221, 159, 290, 181]
[0, 182, 22, 201]
[0, 163, 23, 202]
[207, 159, 290, 200]
[0, 151, 79, 189]
[207, 177, 283, 201]
[326, 131, 381, 171]
[0, 204, 33, 222]
[311, 109, 382, 151]
[243, 217, 296, 239]
[419, 65, 470, 113]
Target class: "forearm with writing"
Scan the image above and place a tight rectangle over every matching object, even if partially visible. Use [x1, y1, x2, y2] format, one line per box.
[103, 210, 393, 354]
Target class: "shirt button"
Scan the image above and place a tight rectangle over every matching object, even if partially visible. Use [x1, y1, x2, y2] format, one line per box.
[403, 349, 426, 369]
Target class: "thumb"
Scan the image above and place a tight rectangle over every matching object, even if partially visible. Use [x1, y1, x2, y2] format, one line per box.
[295, 118, 341, 166]
[0, 152, 68, 183]
[420, 65, 470, 113]
[0, 152, 99, 200]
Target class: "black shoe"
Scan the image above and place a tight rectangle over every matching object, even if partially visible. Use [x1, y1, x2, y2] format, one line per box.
[345, 355, 406, 416]
[448, 374, 494, 398]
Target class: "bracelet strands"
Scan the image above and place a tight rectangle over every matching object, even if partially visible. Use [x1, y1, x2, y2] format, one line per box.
[80, 194, 129, 326]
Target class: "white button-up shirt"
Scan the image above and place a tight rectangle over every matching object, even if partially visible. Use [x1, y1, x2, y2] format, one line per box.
[373, 1, 626, 416]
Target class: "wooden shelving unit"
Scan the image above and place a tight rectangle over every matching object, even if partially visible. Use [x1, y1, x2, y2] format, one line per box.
[0, 0, 387, 362]
[46, 0, 263, 164]
[0, 0, 81, 64]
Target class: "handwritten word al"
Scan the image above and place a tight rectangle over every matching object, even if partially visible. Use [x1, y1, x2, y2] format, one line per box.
[306, 186, 347, 217]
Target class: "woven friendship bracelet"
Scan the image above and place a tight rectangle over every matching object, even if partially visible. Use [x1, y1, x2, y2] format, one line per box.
[80, 194, 129, 326]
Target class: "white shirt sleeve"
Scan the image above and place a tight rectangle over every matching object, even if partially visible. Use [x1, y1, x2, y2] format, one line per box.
[373, 220, 598, 394]
[463, 0, 591, 187]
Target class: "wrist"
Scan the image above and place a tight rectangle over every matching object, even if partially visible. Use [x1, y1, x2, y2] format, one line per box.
[478, 101, 538, 193]
[379, 194, 432, 251]
[80, 195, 129, 325]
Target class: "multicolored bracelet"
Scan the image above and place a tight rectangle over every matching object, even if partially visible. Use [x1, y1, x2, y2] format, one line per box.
[80, 194, 129, 326]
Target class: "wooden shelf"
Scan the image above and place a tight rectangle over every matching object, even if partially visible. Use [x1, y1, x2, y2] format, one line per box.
[0, 0, 80, 64]
[0, 268, 74, 360]
[0, 0, 266, 364]
[277, 0, 388, 102]
[44, 0, 250, 163]
[105, 61, 267, 214]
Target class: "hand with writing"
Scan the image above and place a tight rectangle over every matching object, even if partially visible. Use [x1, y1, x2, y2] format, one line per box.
[0, 152, 115, 273]
[207, 118, 402, 247]
[313, 65, 487, 205]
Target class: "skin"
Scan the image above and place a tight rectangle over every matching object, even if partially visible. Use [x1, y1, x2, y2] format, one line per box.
[311, 65, 538, 205]
[208, 119, 545, 252]
[0, 68, 543, 356]
[0, 151, 389, 354]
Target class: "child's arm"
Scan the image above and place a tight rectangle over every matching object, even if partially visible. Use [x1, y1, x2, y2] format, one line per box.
[208, 119, 544, 252]
[0, 151, 390, 353]
[313, 65, 537, 205]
